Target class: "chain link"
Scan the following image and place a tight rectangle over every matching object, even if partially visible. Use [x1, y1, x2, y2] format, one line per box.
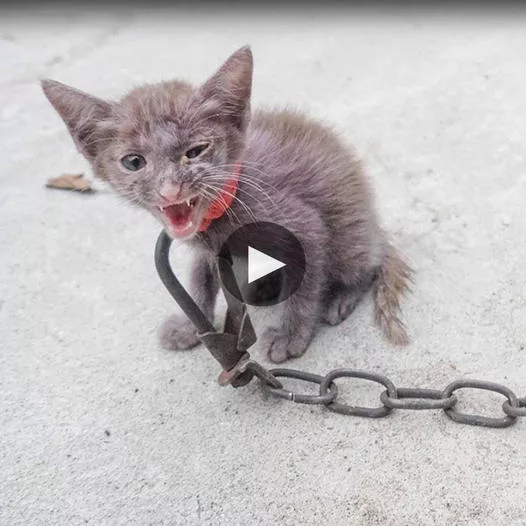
[266, 369, 338, 405]
[253, 365, 525, 428]
[320, 369, 397, 418]
[442, 379, 519, 428]
[381, 387, 457, 411]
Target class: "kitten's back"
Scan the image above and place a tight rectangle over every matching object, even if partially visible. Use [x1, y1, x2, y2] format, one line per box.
[244, 107, 382, 260]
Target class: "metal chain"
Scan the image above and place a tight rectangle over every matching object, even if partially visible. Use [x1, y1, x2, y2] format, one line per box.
[154, 230, 526, 430]
[244, 362, 526, 428]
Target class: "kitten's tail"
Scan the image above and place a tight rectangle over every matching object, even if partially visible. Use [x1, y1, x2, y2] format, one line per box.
[373, 243, 413, 345]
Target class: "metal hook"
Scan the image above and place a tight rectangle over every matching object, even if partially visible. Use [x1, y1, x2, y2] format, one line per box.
[154, 230, 256, 387]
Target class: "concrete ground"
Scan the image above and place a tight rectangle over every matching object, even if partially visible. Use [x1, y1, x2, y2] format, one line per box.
[1, 5, 526, 525]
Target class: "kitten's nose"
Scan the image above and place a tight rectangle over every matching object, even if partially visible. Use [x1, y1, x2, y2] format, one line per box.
[159, 183, 183, 203]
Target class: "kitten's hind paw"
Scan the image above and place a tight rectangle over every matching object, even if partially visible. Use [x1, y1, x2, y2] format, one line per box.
[158, 315, 200, 351]
[323, 289, 361, 326]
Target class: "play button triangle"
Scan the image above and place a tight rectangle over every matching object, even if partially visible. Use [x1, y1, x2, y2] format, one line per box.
[248, 246, 286, 284]
[218, 222, 306, 306]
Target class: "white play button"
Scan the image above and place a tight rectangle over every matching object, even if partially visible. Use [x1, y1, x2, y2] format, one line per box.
[218, 222, 306, 306]
[248, 246, 286, 284]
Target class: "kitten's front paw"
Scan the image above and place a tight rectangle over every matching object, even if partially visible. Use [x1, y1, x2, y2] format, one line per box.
[158, 315, 200, 351]
[262, 327, 309, 363]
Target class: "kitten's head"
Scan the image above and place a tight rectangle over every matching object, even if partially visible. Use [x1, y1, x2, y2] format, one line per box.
[41, 46, 253, 239]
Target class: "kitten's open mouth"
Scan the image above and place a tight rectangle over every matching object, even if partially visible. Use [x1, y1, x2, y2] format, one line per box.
[159, 196, 201, 237]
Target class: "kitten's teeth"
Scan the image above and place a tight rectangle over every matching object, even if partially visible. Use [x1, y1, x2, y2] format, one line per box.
[186, 199, 191, 206]
[188, 221, 194, 227]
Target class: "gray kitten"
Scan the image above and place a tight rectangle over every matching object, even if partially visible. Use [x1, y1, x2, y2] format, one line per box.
[42, 46, 412, 363]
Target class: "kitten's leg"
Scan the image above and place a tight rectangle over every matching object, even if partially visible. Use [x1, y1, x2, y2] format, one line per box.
[262, 272, 326, 363]
[158, 254, 219, 351]
[261, 234, 327, 363]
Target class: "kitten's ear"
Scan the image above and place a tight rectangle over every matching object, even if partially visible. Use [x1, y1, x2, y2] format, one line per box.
[200, 46, 253, 131]
[41, 79, 114, 160]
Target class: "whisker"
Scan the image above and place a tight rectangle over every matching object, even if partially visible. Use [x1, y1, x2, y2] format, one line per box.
[199, 183, 243, 225]
[203, 169, 277, 208]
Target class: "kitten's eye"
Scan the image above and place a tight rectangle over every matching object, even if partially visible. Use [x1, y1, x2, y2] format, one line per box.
[185, 143, 209, 160]
[121, 154, 146, 171]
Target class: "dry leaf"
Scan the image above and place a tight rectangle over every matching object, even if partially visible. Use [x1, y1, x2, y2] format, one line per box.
[45, 173, 94, 192]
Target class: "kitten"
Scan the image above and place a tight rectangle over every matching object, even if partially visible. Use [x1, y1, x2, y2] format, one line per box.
[41, 46, 413, 363]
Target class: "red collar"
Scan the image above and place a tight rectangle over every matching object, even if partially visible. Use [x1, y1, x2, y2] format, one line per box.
[198, 162, 241, 232]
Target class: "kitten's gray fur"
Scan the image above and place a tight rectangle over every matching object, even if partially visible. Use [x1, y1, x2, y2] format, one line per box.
[41, 46, 413, 363]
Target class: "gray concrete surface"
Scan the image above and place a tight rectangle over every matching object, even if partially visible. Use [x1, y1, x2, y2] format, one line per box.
[1, 6, 526, 525]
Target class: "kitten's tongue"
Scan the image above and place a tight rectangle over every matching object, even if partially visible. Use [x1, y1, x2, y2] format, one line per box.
[163, 202, 195, 236]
